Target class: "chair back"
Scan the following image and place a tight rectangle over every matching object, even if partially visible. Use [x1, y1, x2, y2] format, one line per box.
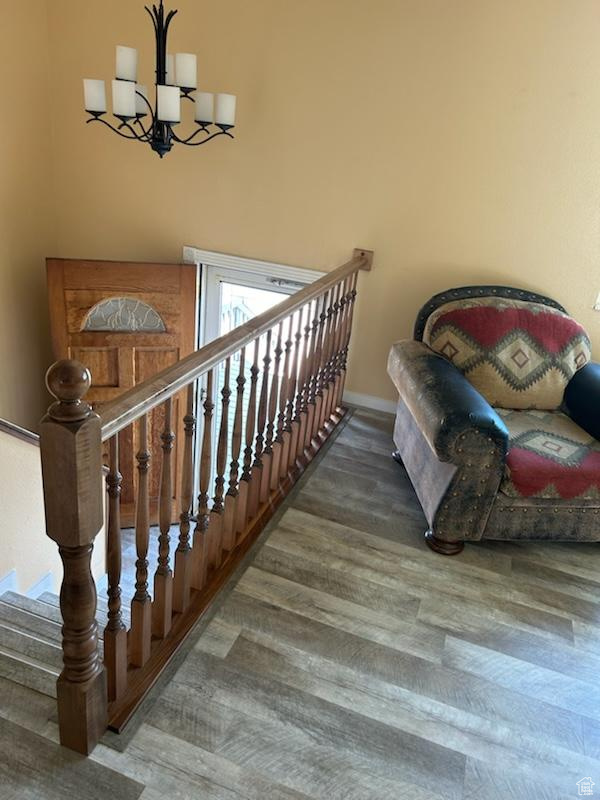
[416, 286, 590, 410]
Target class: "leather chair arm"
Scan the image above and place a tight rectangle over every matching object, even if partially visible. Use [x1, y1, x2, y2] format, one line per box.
[387, 340, 509, 462]
[564, 362, 600, 441]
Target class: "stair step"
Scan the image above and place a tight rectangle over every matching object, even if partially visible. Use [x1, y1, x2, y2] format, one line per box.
[0, 600, 62, 645]
[38, 593, 126, 637]
[38, 591, 131, 630]
[1, 592, 62, 625]
[0, 646, 58, 698]
[0, 623, 63, 670]
[36, 591, 59, 606]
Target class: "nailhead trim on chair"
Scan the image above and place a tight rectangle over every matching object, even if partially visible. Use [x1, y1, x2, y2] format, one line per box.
[434, 428, 504, 541]
[413, 285, 567, 341]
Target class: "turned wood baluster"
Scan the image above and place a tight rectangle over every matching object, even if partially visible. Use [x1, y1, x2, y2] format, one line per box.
[40, 360, 106, 754]
[174, 384, 195, 613]
[152, 398, 175, 639]
[295, 306, 314, 462]
[330, 279, 350, 420]
[320, 283, 342, 430]
[104, 436, 128, 702]
[235, 339, 259, 535]
[208, 358, 231, 570]
[323, 282, 344, 425]
[334, 272, 358, 414]
[248, 330, 271, 518]
[287, 307, 307, 473]
[272, 316, 293, 491]
[191, 373, 214, 589]
[261, 323, 283, 502]
[130, 415, 152, 668]
[305, 293, 328, 454]
[223, 349, 246, 551]
[311, 291, 331, 442]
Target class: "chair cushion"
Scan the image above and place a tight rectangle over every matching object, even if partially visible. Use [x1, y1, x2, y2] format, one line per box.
[422, 297, 591, 409]
[497, 408, 600, 499]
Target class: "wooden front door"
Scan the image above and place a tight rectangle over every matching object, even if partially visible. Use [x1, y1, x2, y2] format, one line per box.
[47, 258, 198, 526]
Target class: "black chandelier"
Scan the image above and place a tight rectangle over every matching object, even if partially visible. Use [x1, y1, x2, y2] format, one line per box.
[83, 1, 236, 159]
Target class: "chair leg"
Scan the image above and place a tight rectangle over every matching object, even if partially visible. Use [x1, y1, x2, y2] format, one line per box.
[424, 530, 464, 556]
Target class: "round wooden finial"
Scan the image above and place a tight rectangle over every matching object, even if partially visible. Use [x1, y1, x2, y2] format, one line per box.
[46, 360, 92, 421]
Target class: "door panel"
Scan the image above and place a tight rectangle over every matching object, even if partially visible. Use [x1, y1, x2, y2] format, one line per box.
[47, 258, 198, 527]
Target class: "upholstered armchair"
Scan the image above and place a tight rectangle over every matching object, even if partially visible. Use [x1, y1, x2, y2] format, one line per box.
[387, 286, 600, 555]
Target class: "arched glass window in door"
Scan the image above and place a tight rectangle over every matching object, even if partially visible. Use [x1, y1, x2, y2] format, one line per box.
[83, 297, 166, 332]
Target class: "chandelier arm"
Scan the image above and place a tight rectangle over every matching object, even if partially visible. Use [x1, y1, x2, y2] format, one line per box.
[117, 119, 147, 140]
[144, 6, 158, 36]
[164, 8, 178, 34]
[86, 117, 143, 141]
[135, 89, 156, 126]
[134, 119, 153, 141]
[176, 129, 235, 147]
[170, 126, 214, 145]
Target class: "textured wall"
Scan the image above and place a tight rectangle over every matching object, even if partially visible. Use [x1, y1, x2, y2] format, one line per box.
[0, 1, 55, 428]
[0, 431, 106, 593]
[8, 0, 600, 424]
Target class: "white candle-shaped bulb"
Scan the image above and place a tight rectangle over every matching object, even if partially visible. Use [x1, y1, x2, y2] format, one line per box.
[135, 84, 149, 117]
[215, 93, 236, 127]
[175, 53, 197, 89]
[157, 85, 181, 122]
[116, 46, 138, 82]
[166, 54, 175, 85]
[83, 79, 107, 113]
[112, 79, 136, 118]
[195, 92, 214, 123]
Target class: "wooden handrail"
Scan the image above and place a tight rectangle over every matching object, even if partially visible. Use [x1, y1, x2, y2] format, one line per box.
[0, 418, 40, 447]
[100, 251, 372, 441]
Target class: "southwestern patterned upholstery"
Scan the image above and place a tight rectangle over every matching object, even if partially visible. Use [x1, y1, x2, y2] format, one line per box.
[387, 285, 600, 554]
[497, 409, 600, 500]
[423, 298, 591, 410]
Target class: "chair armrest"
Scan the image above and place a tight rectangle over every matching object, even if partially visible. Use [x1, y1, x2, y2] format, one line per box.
[564, 362, 600, 441]
[387, 340, 509, 462]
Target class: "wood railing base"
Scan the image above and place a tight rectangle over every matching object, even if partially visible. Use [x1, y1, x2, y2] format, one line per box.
[106, 406, 348, 734]
[57, 669, 108, 755]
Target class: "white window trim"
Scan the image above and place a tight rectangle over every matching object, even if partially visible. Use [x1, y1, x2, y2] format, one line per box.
[183, 246, 326, 349]
[183, 246, 326, 286]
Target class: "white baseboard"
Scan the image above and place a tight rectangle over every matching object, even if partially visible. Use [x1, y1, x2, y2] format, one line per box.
[26, 572, 55, 599]
[343, 391, 396, 415]
[0, 570, 17, 595]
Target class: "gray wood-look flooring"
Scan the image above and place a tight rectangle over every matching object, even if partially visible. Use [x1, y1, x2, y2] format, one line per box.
[1, 407, 600, 799]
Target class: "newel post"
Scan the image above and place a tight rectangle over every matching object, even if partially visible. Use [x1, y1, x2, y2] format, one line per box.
[39, 360, 107, 755]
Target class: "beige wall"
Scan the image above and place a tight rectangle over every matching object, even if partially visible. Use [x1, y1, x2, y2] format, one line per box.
[0, 431, 106, 593]
[0, 2, 55, 429]
[8, 0, 600, 416]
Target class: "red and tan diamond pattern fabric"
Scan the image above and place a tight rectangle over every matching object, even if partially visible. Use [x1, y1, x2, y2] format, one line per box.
[497, 408, 600, 500]
[422, 298, 591, 409]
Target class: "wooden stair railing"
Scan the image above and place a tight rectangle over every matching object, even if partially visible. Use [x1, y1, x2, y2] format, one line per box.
[39, 248, 373, 755]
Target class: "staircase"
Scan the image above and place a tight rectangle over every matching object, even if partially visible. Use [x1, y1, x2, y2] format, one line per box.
[0, 582, 128, 702]
[0, 591, 62, 700]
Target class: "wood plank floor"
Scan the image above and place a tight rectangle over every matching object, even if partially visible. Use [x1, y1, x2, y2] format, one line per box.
[2, 407, 600, 799]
